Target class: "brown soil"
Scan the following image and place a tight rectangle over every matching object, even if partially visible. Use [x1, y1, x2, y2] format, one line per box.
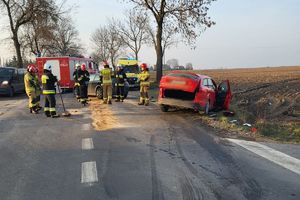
[88, 98, 118, 131]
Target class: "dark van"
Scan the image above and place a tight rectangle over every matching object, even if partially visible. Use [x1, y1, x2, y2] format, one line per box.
[0, 67, 26, 97]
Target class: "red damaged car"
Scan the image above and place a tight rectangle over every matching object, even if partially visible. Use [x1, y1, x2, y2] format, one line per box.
[158, 71, 232, 114]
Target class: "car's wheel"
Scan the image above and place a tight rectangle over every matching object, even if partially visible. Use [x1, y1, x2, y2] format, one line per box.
[8, 87, 14, 97]
[96, 87, 103, 99]
[160, 104, 169, 112]
[204, 101, 210, 115]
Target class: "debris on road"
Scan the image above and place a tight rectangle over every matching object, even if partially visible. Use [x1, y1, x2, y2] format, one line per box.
[209, 113, 217, 117]
[89, 98, 118, 131]
[243, 123, 252, 127]
[229, 119, 238, 124]
[251, 127, 258, 134]
[223, 110, 235, 117]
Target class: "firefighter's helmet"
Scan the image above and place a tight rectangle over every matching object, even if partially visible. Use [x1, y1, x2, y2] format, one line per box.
[75, 63, 81, 69]
[43, 63, 52, 71]
[27, 64, 35, 73]
[81, 63, 86, 71]
[140, 63, 148, 70]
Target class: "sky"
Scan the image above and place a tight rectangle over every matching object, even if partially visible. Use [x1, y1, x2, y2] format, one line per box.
[0, 0, 300, 69]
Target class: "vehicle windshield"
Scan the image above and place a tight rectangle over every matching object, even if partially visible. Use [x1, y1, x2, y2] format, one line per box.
[167, 73, 199, 80]
[0, 68, 14, 79]
[123, 65, 139, 73]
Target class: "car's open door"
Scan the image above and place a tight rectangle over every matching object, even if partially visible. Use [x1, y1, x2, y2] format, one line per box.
[216, 80, 232, 110]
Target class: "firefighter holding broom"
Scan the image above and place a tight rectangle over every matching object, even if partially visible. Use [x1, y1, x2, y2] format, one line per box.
[42, 63, 60, 118]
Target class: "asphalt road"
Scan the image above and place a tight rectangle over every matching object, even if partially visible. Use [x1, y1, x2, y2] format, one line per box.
[0, 93, 299, 200]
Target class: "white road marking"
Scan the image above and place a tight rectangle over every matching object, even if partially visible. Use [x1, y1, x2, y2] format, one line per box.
[228, 139, 300, 175]
[82, 123, 91, 131]
[82, 138, 94, 150]
[81, 161, 98, 184]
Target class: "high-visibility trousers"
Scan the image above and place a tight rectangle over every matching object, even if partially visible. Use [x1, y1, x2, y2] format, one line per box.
[79, 84, 88, 103]
[26, 91, 38, 108]
[36, 89, 41, 106]
[102, 83, 112, 101]
[74, 83, 80, 98]
[116, 85, 125, 100]
[139, 85, 149, 103]
[44, 94, 56, 116]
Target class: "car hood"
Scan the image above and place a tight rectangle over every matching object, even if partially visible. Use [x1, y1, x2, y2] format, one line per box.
[159, 75, 199, 93]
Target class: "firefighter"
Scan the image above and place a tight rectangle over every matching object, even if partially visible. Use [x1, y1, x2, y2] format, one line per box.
[138, 63, 150, 106]
[100, 61, 113, 104]
[24, 65, 39, 114]
[115, 65, 127, 102]
[73, 63, 81, 100]
[78, 63, 90, 105]
[42, 63, 59, 118]
[33, 66, 42, 111]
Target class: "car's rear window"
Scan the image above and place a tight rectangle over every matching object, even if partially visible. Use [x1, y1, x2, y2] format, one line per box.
[167, 73, 199, 80]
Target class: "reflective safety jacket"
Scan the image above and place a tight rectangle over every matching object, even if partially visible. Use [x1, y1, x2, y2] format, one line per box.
[77, 70, 90, 85]
[115, 70, 127, 87]
[138, 71, 150, 87]
[100, 68, 113, 85]
[41, 71, 57, 95]
[24, 72, 36, 94]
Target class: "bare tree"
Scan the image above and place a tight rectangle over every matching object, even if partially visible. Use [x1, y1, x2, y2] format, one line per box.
[124, 0, 215, 81]
[46, 17, 81, 56]
[21, 10, 58, 57]
[91, 24, 124, 70]
[0, 0, 61, 67]
[91, 27, 111, 65]
[115, 10, 148, 60]
[147, 23, 177, 60]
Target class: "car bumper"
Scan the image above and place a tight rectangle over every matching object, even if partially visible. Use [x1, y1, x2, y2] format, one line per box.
[158, 97, 194, 109]
[158, 97, 205, 111]
[0, 87, 9, 95]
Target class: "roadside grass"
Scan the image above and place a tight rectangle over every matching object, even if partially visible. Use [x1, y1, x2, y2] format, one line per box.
[196, 101, 300, 143]
[257, 122, 300, 143]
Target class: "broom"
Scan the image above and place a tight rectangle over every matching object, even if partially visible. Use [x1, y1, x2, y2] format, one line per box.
[57, 84, 71, 117]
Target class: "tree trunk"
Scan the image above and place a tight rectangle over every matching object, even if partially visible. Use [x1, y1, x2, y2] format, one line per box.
[155, 22, 163, 82]
[6, 2, 23, 68]
[12, 33, 23, 68]
[135, 51, 138, 61]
